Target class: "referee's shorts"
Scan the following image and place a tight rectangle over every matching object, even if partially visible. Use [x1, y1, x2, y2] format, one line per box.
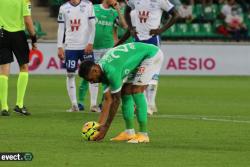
[0, 29, 30, 66]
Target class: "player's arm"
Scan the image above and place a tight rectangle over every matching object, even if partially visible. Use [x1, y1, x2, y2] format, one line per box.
[124, 4, 137, 37]
[112, 1, 128, 29]
[98, 89, 112, 125]
[57, 6, 65, 60]
[114, 30, 131, 47]
[23, 0, 37, 50]
[113, 27, 119, 45]
[85, 4, 96, 54]
[95, 91, 121, 141]
[150, 0, 179, 36]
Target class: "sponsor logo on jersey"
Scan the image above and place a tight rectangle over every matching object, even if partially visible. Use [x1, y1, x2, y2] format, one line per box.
[97, 19, 113, 26]
[138, 11, 149, 23]
[70, 19, 81, 31]
[58, 13, 63, 21]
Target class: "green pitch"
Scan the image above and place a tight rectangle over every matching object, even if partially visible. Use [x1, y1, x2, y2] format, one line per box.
[0, 76, 250, 167]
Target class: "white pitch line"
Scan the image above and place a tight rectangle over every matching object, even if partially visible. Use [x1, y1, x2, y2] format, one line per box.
[52, 110, 250, 124]
[151, 114, 250, 124]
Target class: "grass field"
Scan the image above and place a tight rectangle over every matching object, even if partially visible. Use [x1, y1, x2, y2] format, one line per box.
[0, 75, 250, 167]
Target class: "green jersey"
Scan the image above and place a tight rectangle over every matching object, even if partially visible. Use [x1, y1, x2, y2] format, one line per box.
[94, 4, 119, 49]
[99, 42, 159, 93]
[0, 0, 31, 32]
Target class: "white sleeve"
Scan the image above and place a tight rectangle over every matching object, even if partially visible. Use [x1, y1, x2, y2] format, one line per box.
[221, 5, 229, 16]
[57, 6, 65, 48]
[57, 6, 65, 23]
[160, 0, 174, 12]
[126, 0, 135, 9]
[87, 4, 96, 44]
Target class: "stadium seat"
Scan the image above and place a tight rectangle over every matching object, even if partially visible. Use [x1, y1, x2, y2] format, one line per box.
[34, 21, 47, 38]
[202, 4, 218, 22]
[49, 0, 64, 17]
[200, 23, 215, 38]
[193, 4, 203, 21]
[176, 23, 189, 38]
[189, 23, 201, 37]
[161, 24, 177, 38]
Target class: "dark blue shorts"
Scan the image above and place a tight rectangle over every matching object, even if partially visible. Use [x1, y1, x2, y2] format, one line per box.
[135, 35, 160, 46]
[64, 50, 94, 72]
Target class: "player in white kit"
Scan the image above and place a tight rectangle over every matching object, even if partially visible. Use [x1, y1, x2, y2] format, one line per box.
[57, 0, 97, 112]
[125, 0, 179, 115]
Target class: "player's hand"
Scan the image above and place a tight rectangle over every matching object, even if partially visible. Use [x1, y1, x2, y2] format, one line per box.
[150, 28, 163, 36]
[58, 47, 65, 60]
[32, 43, 38, 50]
[129, 27, 137, 38]
[94, 124, 108, 141]
[85, 44, 93, 55]
[107, 0, 118, 8]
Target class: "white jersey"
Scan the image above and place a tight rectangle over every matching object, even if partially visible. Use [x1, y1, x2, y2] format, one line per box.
[127, 0, 174, 40]
[57, 0, 95, 50]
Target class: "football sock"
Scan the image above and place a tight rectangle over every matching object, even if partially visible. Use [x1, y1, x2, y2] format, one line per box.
[125, 129, 135, 135]
[133, 93, 147, 132]
[89, 83, 98, 107]
[66, 73, 77, 106]
[78, 79, 88, 105]
[16, 72, 28, 108]
[122, 95, 134, 129]
[0, 75, 9, 111]
[146, 84, 158, 107]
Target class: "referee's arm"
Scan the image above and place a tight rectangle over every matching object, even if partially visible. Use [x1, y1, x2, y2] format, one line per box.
[24, 16, 37, 49]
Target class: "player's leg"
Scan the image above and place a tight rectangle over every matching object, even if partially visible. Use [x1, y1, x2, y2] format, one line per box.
[11, 31, 30, 115]
[127, 85, 149, 143]
[91, 49, 110, 111]
[0, 64, 10, 116]
[146, 79, 158, 115]
[136, 35, 161, 115]
[81, 51, 99, 112]
[65, 50, 79, 112]
[0, 29, 13, 116]
[111, 83, 136, 141]
[146, 49, 163, 115]
[128, 50, 164, 143]
[78, 79, 88, 111]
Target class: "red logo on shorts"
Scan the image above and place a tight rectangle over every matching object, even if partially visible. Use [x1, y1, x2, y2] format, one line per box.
[28, 49, 44, 71]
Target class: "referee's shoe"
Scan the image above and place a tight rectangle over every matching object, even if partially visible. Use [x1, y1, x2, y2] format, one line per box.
[1, 110, 10, 116]
[14, 106, 31, 116]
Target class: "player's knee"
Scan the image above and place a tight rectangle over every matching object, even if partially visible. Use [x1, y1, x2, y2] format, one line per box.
[20, 64, 28, 72]
[131, 85, 147, 94]
[121, 83, 133, 96]
[67, 72, 75, 78]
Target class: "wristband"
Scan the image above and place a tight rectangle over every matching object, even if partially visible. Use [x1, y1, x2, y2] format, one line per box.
[31, 34, 37, 44]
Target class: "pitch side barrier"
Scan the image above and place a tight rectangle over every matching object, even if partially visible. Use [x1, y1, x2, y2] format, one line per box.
[10, 42, 250, 76]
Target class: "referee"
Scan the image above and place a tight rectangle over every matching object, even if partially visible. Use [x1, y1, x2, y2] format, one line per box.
[0, 0, 37, 116]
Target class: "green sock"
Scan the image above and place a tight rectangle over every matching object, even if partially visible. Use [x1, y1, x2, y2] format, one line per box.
[133, 93, 147, 132]
[78, 79, 88, 105]
[122, 95, 135, 129]
[16, 72, 28, 108]
[0, 75, 9, 111]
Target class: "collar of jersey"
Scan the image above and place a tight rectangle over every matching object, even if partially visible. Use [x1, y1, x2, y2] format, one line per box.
[100, 4, 112, 10]
[69, 1, 81, 7]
